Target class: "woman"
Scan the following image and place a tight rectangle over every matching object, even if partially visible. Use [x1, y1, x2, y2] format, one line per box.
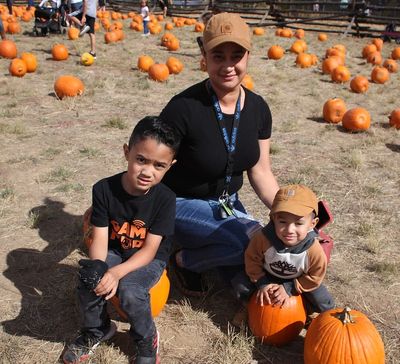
[160, 12, 279, 296]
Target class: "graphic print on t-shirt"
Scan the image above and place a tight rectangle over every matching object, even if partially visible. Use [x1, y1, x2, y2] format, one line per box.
[110, 219, 147, 250]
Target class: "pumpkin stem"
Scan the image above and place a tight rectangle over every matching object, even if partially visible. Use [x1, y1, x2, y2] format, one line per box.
[338, 307, 354, 324]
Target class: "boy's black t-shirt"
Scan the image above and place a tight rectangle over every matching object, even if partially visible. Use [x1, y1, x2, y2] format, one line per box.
[90, 172, 176, 262]
[160, 79, 272, 199]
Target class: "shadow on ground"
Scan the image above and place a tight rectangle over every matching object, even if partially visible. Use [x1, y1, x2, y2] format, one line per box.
[2, 198, 84, 343]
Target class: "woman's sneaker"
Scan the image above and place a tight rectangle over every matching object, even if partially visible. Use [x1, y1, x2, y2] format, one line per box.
[134, 331, 160, 364]
[169, 252, 209, 297]
[62, 321, 117, 364]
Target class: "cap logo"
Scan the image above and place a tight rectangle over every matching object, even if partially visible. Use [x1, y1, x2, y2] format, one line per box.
[286, 189, 295, 197]
[220, 22, 233, 34]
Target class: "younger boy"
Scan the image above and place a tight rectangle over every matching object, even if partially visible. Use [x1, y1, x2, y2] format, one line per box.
[234, 185, 334, 322]
[63, 116, 180, 364]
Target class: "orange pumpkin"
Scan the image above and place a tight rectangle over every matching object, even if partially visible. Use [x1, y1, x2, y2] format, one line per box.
[371, 66, 390, 84]
[280, 28, 292, 38]
[290, 40, 306, 54]
[68, 27, 80, 40]
[342, 107, 371, 132]
[391, 47, 400, 60]
[248, 293, 306, 346]
[148, 63, 169, 82]
[194, 22, 204, 33]
[294, 28, 305, 39]
[54, 75, 85, 99]
[333, 44, 346, 55]
[350, 75, 369, 93]
[304, 307, 385, 364]
[318, 33, 327, 41]
[164, 22, 174, 30]
[372, 38, 383, 51]
[253, 27, 264, 36]
[295, 53, 313, 68]
[267, 45, 284, 60]
[166, 37, 180, 51]
[325, 47, 345, 61]
[241, 74, 254, 90]
[388, 109, 400, 129]
[323, 98, 346, 124]
[104, 31, 118, 43]
[166, 56, 184, 74]
[161, 32, 175, 47]
[20, 52, 37, 73]
[331, 65, 351, 83]
[383, 59, 398, 73]
[7, 21, 21, 34]
[321, 56, 344, 74]
[137, 55, 155, 72]
[366, 51, 382, 65]
[0, 39, 17, 59]
[9, 58, 27, 77]
[109, 270, 170, 319]
[362, 44, 377, 59]
[21, 11, 32, 22]
[51, 44, 69, 61]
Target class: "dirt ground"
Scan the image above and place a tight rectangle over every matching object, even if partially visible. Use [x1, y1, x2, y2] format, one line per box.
[0, 10, 399, 364]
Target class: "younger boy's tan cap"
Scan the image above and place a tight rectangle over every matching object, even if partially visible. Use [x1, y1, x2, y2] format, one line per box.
[203, 12, 251, 52]
[271, 185, 318, 217]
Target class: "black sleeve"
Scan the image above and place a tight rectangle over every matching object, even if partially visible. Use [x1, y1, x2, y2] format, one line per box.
[91, 180, 109, 227]
[255, 94, 272, 140]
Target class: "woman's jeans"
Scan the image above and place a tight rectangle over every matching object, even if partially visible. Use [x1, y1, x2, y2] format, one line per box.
[174, 194, 261, 277]
[77, 251, 165, 341]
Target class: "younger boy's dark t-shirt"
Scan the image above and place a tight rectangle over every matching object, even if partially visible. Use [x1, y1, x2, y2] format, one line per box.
[90, 172, 176, 262]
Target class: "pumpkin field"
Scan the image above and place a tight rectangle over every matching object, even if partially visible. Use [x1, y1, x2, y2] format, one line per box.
[0, 5, 399, 364]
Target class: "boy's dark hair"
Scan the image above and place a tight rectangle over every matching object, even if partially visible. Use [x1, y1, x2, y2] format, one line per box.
[128, 116, 180, 156]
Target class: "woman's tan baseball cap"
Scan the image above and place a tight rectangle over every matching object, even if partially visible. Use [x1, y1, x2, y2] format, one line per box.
[270, 185, 319, 217]
[203, 12, 252, 52]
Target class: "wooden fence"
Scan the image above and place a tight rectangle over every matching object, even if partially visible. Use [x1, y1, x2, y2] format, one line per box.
[2, 0, 399, 38]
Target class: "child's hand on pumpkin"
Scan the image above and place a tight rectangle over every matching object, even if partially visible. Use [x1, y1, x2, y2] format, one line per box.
[267, 284, 289, 307]
[256, 285, 272, 306]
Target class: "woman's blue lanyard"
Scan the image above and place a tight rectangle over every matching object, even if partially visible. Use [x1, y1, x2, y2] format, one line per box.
[207, 81, 241, 212]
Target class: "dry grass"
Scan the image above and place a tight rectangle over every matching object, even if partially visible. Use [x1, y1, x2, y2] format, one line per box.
[0, 13, 399, 364]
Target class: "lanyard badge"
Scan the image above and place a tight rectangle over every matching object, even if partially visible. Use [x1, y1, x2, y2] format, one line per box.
[218, 194, 236, 219]
[207, 81, 242, 220]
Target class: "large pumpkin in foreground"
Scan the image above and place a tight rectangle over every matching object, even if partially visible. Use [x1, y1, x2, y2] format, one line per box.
[54, 75, 85, 99]
[248, 293, 306, 346]
[304, 307, 385, 364]
[82, 207, 170, 318]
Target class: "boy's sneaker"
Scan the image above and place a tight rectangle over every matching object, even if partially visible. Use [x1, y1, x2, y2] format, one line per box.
[62, 321, 117, 364]
[79, 25, 90, 37]
[169, 252, 209, 297]
[134, 330, 160, 364]
[89, 51, 96, 59]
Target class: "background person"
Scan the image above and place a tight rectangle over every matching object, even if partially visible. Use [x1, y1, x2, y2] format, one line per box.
[160, 12, 279, 296]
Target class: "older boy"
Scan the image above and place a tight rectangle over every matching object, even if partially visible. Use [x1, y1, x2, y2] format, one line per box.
[233, 185, 334, 324]
[63, 116, 180, 364]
